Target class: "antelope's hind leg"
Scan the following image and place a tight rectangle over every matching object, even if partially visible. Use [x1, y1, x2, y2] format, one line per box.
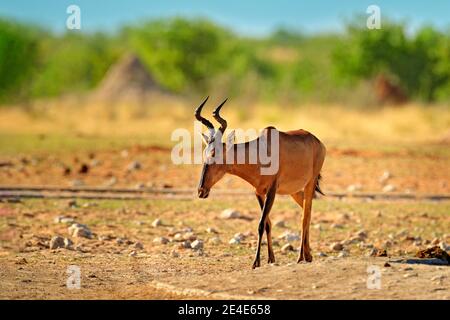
[292, 187, 313, 263]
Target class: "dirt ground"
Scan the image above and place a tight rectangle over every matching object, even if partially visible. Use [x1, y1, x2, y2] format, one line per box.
[0, 195, 449, 299]
[1, 141, 449, 299]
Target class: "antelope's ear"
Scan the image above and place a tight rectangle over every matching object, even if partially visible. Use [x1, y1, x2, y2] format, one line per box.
[225, 130, 235, 152]
[201, 133, 210, 145]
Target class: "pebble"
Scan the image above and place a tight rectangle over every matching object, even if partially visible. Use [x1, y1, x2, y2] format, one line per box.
[431, 238, 440, 245]
[278, 231, 300, 242]
[54, 216, 75, 224]
[274, 220, 287, 228]
[347, 184, 362, 192]
[68, 223, 92, 239]
[153, 237, 169, 245]
[281, 243, 295, 252]
[208, 237, 222, 245]
[220, 208, 241, 219]
[64, 238, 73, 249]
[331, 223, 344, 229]
[151, 218, 163, 227]
[190, 240, 204, 251]
[133, 242, 144, 250]
[206, 227, 218, 234]
[126, 160, 142, 171]
[317, 252, 328, 257]
[355, 229, 368, 240]
[330, 242, 344, 251]
[439, 242, 449, 251]
[337, 251, 348, 258]
[171, 250, 180, 258]
[403, 273, 418, 278]
[382, 184, 396, 193]
[182, 232, 197, 241]
[229, 238, 241, 245]
[129, 251, 137, 257]
[379, 171, 392, 183]
[49, 236, 65, 249]
[69, 179, 84, 187]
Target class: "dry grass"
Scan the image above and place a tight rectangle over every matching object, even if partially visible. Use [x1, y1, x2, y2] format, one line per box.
[0, 98, 449, 149]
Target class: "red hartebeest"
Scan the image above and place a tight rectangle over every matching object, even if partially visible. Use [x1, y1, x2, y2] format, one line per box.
[195, 97, 326, 269]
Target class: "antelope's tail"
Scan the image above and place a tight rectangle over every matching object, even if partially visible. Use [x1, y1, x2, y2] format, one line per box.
[315, 173, 325, 197]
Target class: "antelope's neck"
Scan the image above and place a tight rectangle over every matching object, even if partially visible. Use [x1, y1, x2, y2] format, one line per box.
[225, 142, 261, 188]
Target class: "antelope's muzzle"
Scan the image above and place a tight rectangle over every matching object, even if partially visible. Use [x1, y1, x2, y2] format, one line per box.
[198, 188, 210, 199]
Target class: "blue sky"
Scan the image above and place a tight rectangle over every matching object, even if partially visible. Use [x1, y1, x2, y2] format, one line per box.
[0, 0, 449, 35]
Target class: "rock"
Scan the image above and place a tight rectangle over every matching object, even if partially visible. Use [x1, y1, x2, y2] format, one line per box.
[347, 184, 362, 192]
[281, 243, 295, 252]
[134, 183, 145, 189]
[278, 231, 300, 242]
[208, 237, 221, 245]
[229, 238, 241, 245]
[64, 238, 73, 249]
[78, 163, 89, 174]
[68, 223, 92, 239]
[120, 149, 129, 158]
[337, 251, 349, 258]
[151, 218, 163, 227]
[403, 273, 418, 278]
[431, 275, 445, 282]
[220, 208, 241, 219]
[379, 171, 392, 184]
[171, 250, 180, 258]
[206, 227, 218, 234]
[182, 232, 197, 241]
[274, 220, 287, 228]
[317, 252, 328, 257]
[153, 237, 169, 245]
[49, 236, 65, 249]
[355, 229, 368, 240]
[384, 262, 391, 267]
[54, 216, 75, 224]
[313, 224, 322, 230]
[431, 238, 440, 245]
[233, 233, 246, 241]
[129, 251, 137, 257]
[126, 161, 142, 171]
[181, 240, 191, 249]
[382, 184, 396, 193]
[331, 223, 344, 229]
[66, 199, 77, 208]
[133, 242, 144, 250]
[383, 240, 393, 248]
[190, 240, 204, 251]
[330, 242, 344, 251]
[15, 257, 28, 265]
[340, 213, 351, 220]
[69, 179, 84, 187]
[439, 242, 449, 251]
[104, 177, 117, 187]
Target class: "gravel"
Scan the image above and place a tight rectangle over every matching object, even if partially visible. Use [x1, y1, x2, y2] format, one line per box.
[153, 237, 169, 245]
[281, 243, 295, 252]
[68, 223, 92, 239]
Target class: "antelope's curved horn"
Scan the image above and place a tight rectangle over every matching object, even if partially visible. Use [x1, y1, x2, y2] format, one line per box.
[213, 98, 228, 134]
[195, 96, 214, 131]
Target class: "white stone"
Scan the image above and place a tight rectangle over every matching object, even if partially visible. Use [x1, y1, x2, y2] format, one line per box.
[220, 209, 241, 219]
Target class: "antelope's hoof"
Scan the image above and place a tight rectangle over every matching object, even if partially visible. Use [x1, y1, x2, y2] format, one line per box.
[268, 256, 276, 264]
[297, 254, 313, 263]
[252, 260, 261, 269]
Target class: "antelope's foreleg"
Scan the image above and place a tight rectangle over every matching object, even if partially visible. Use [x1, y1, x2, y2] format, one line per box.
[252, 186, 276, 269]
[256, 194, 275, 264]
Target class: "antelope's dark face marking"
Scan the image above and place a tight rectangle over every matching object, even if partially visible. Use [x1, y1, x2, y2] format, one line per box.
[194, 96, 230, 199]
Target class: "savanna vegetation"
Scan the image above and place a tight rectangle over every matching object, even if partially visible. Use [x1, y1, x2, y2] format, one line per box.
[1, 16, 450, 105]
